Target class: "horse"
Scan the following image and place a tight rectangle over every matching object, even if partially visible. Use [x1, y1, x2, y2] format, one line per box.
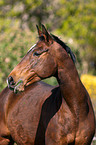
[0, 81, 63, 145]
[7, 24, 95, 145]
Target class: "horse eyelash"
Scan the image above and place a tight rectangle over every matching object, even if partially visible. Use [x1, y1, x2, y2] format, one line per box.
[33, 52, 41, 56]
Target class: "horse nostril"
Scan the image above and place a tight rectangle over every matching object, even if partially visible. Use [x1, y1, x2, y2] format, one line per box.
[8, 76, 15, 85]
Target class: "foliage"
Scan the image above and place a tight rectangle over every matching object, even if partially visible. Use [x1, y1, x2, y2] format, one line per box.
[56, 0, 96, 74]
[0, 0, 96, 73]
[43, 77, 58, 86]
[81, 74, 96, 114]
[0, 27, 37, 91]
[81, 74, 96, 98]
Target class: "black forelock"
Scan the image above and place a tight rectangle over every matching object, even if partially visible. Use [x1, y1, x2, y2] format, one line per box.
[51, 34, 76, 63]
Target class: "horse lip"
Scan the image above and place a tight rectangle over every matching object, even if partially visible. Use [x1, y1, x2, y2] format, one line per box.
[14, 80, 24, 93]
[7, 79, 23, 93]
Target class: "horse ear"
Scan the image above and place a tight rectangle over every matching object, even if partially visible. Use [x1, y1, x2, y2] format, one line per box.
[41, 24, 53, 43]
[36, 25, 42, 37]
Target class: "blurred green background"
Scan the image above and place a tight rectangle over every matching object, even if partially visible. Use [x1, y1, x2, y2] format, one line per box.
[0, 0, 96, 144]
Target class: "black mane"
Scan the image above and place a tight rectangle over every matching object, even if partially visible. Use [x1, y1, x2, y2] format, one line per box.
[51, 34, 76, 63]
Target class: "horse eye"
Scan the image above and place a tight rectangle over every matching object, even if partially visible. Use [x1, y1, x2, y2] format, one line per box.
[33, 52, 41, 56]
[33, 49, 49, 56]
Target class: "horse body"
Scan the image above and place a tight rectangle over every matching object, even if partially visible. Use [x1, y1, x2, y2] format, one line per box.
[0, 82, 79, 145]
[0, 82, 64, 145]
[7, 25, 95, 144]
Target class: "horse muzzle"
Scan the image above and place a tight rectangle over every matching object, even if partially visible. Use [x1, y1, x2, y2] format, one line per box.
[7, 76, 24, 93]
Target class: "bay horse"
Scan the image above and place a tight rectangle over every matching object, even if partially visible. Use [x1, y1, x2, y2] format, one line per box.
[7, 25, 95, 145]
[0, 82, 62, 145]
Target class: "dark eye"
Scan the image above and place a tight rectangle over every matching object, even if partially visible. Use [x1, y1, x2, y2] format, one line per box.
[33, 52, 41, 56]
[33, 49, 49, 56]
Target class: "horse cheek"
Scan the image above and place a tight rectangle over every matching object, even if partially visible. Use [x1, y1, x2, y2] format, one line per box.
[35, 57, 56, 78]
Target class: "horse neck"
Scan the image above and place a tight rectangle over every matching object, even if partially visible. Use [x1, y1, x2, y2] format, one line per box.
[56, 53, 87, 116]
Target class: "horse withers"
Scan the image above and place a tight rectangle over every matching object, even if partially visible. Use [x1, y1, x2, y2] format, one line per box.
[7, 25, 95, 145]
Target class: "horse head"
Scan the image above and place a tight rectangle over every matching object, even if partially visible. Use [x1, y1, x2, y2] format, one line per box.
[7, 24, 75, 93]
